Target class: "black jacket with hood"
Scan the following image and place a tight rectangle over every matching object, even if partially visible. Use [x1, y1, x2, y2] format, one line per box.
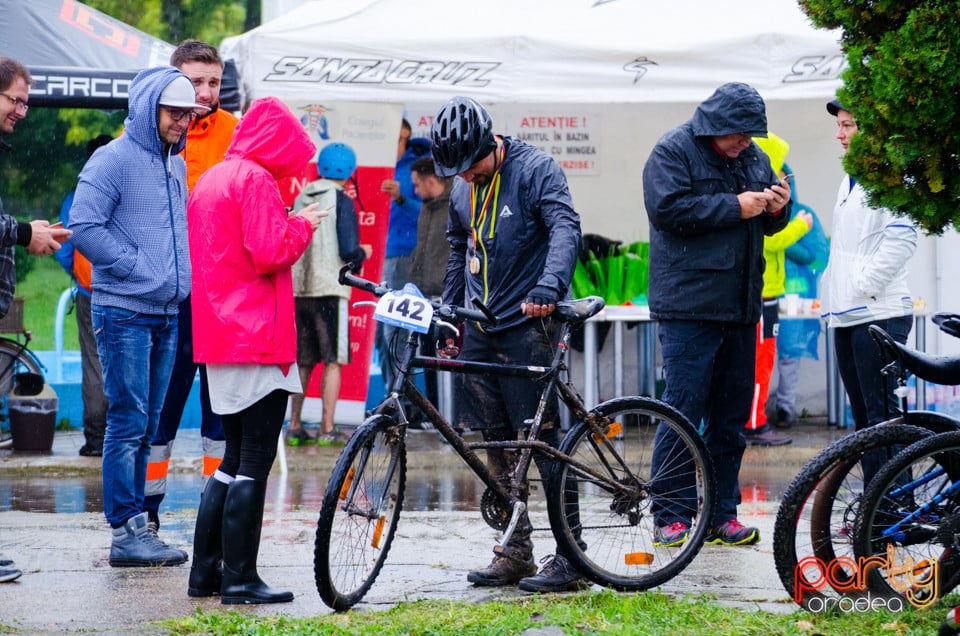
[642, 82, 790, 325]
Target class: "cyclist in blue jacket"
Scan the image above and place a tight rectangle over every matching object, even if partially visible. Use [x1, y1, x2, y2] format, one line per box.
[432, 96, 584, 593]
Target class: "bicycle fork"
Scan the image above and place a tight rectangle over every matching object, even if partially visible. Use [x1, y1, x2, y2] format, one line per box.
[496, 501, 529, 554]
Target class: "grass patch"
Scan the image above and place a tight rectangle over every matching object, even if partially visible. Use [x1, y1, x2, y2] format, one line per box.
[160, 590, 948, 635]
[15, 255, 76, 352]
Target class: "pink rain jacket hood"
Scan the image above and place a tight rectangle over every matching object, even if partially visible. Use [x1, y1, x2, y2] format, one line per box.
[188, 96, 316, 365]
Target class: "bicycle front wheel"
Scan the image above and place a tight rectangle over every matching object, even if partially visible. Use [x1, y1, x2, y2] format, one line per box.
[853, 429, 960, 604]
[314, 415, 406, 611]
[772, 423, 933, 609]
[548, 396, 715, 590]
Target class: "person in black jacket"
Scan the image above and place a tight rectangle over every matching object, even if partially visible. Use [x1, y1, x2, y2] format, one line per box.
[643, 82, 791, 548]
[432, 96, 584, 593]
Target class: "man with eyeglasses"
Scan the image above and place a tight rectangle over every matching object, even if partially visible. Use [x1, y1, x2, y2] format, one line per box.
[69, 66, 207, 568]
[145, 39, 239, 548]
[0, 56, 71, 585]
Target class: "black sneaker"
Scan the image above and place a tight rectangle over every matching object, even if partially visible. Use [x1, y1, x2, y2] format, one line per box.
[775, 407, 796, 429]
[745, 426, 792, 446]
[78, 443, 103, 457]
[518, 554, 590, 593]
[705, 519, 760, 546]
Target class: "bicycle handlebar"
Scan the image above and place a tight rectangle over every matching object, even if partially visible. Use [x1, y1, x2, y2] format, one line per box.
[338, 265, 498, 327]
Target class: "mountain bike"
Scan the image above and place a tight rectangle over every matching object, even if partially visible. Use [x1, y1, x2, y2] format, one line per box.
[313, 267, 715, 611]
[852, 429, 960, 608]
[772, 315, 960, 610]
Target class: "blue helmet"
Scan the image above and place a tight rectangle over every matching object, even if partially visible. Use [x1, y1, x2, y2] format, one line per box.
[317, 143, 357, 179]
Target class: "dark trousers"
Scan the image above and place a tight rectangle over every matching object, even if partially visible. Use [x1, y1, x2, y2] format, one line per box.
[76, 292, 107, 447]
[834, 315, 913, 482]
[218, 390, 288, 481]
[651, 320, 755, 526]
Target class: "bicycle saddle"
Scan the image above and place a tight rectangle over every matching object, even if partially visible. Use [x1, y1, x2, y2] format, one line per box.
[933, 312, 960, 340]
[553, 296, 605, 324]
[868, 324, 960, 385]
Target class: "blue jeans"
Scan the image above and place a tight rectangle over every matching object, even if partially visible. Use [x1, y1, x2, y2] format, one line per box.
[93, 305, 178, 528]
[651, 320, 755, 527]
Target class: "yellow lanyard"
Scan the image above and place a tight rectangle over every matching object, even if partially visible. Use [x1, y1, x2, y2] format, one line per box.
[469, 143, 505, 245]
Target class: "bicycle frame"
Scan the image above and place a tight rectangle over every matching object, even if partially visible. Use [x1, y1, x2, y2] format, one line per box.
[373, 310, 636, 548]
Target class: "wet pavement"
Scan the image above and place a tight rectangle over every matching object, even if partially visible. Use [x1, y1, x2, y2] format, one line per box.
[0, 420, 847, 634]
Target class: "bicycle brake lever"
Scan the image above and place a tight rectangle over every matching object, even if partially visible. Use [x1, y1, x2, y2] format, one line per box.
[436, 319, 460, 338]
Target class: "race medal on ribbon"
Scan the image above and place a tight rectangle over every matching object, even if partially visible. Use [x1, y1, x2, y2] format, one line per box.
[469, 256, 480, 274]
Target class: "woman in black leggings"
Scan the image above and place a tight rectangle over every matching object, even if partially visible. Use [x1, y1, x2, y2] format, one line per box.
[182, 96, 327, 604]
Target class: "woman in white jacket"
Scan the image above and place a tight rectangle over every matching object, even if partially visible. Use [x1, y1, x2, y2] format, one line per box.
[820, 99, 918, 436]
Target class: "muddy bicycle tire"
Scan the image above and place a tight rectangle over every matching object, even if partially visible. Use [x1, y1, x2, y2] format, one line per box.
[772, 420, 948, 609]
[548, 396, 715, 590]
[853, 430, 960, 603]
[315, 415, 406, 611]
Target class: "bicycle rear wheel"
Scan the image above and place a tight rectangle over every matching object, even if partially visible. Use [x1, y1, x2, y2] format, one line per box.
[315, 415, 406, 611]
[0, 339, 42, 396]
[853, 429, 960, 604]
[772, 422, 935, 609]
[548, 396, 715, 590]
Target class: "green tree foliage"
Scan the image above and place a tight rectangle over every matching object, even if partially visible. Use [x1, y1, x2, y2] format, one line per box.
[801, 1, 960, 234]
[1, 1, 253, 226]
[89, 0, 247, 47]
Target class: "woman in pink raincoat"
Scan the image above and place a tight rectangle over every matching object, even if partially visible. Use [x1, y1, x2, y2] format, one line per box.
[185, 96, 326, 605]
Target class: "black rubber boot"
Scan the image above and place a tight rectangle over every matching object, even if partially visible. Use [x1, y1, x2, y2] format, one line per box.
[187, 478, 229, 597]
[220, 479, 293, 604]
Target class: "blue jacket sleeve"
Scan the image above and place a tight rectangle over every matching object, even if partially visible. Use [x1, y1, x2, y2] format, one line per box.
[335, 192, 366, 265]
[54, 190, 76, 278]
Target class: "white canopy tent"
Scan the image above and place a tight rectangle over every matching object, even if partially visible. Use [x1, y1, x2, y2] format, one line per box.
[222, 0, 849, 239]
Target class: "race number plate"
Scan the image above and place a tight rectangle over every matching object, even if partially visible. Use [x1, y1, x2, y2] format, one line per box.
[373, 284, 433, 334]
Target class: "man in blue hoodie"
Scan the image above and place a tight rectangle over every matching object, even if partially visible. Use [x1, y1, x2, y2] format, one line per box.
[643, 82, 791, 549]
[69, 66, 204, 567]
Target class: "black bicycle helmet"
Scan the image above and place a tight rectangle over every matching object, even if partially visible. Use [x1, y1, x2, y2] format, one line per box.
[430, 96, 496, 177]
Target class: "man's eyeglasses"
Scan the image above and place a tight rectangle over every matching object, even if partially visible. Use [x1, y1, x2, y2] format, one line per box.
[162, 107, 196, 123]
[0, 92, 28, 113]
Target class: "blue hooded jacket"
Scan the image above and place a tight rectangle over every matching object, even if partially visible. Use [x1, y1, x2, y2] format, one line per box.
[385, 137, 431, 258]
[68, 66, 192, 315]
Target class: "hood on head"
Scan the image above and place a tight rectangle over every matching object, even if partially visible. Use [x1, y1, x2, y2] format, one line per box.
[691, 82, 768, 139]
[125, 66, 192, 156]
[226, 96, 316, 180]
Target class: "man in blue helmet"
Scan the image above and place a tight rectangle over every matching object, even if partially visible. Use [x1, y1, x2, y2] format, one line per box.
[432, 96, 584, 593]
[287, 142, 369, 445]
